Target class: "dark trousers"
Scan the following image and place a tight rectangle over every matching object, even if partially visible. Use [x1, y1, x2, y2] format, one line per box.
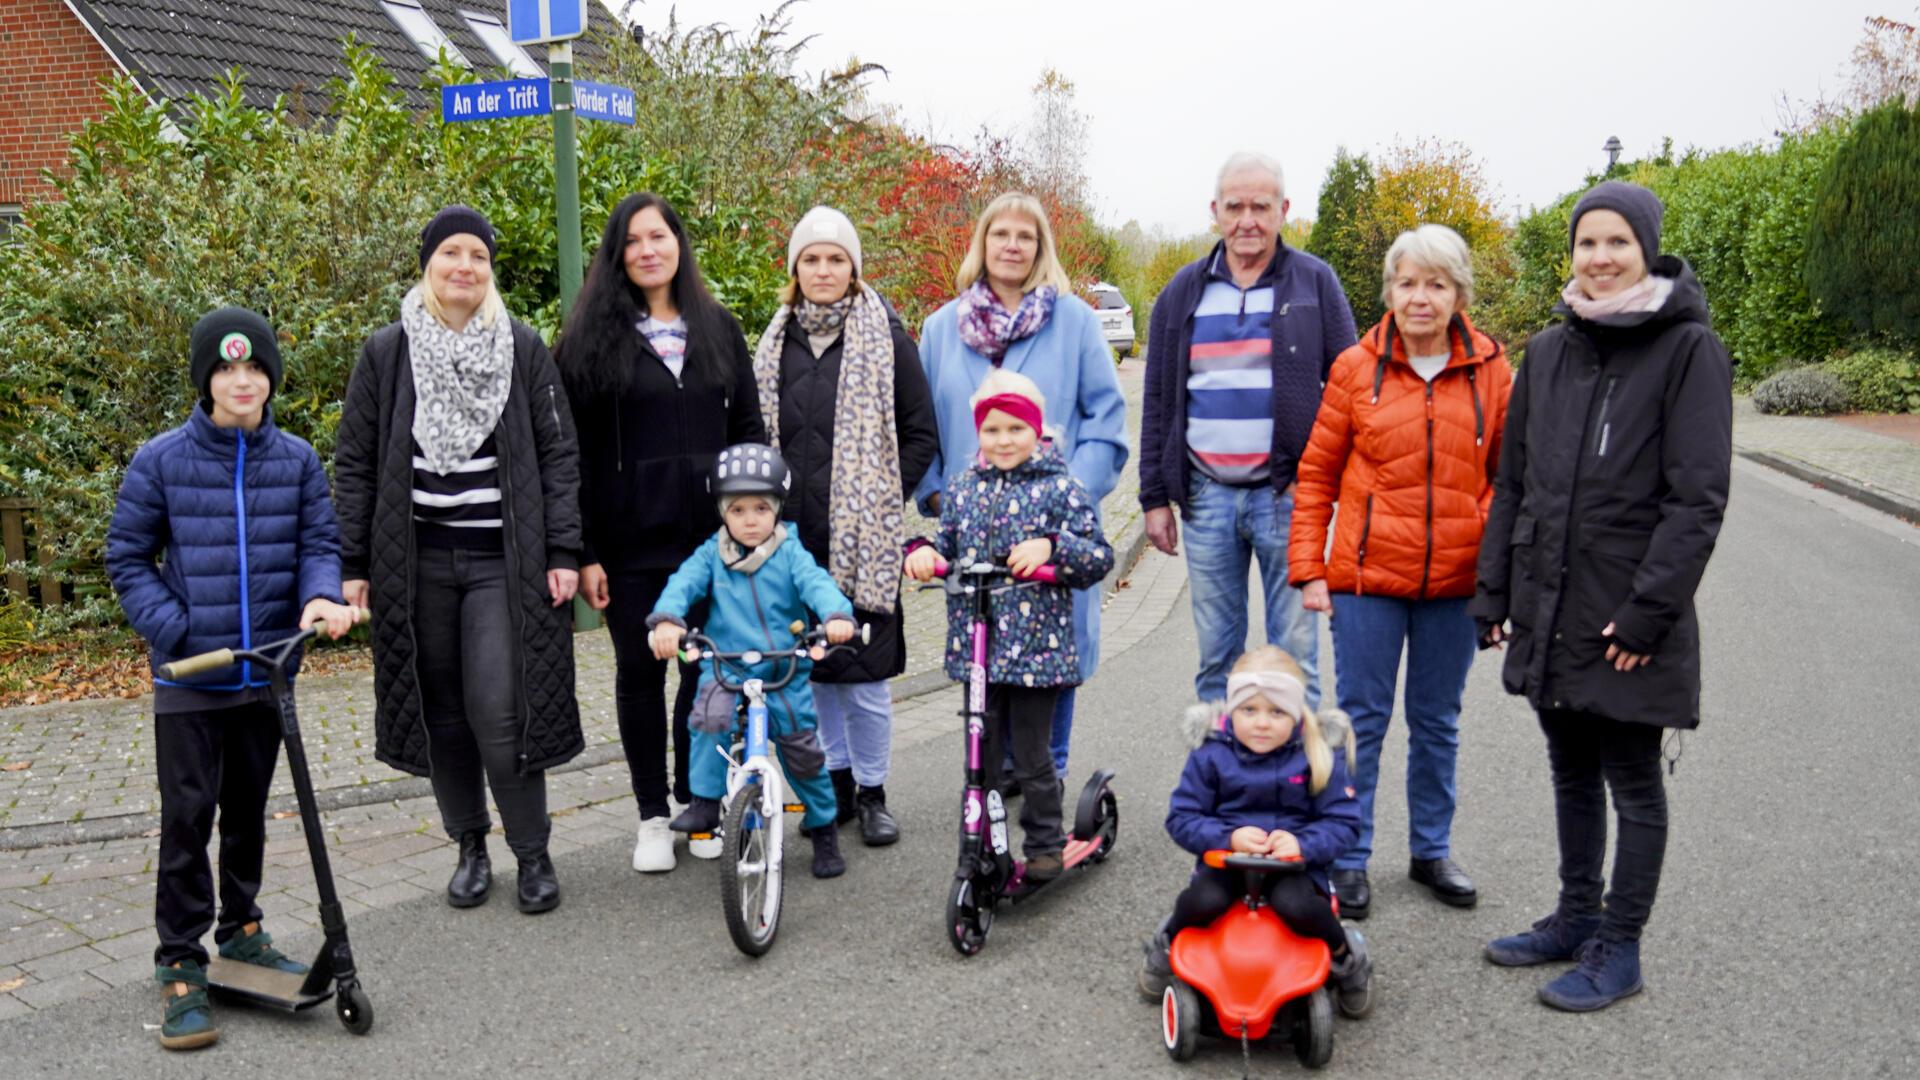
[983, 685, 1065, 857]
[603, 570, 699, 820]
[415, 547, 550, 859]
[1168, 864, 1346, 954]
[1539, 709, 1668, 942]
[153, 702, 281, 966]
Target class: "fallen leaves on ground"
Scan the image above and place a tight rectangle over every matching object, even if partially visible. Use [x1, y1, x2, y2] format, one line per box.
[0, 634, 372, 709]
[1, 760, 30, 771]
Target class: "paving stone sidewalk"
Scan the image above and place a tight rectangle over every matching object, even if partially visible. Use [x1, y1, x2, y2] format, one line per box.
[1733, 396, 1920, 522]
[0, 543, 1190, 1020]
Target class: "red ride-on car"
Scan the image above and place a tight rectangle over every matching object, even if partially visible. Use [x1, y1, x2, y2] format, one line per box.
[1161, 851, 1339, 1068]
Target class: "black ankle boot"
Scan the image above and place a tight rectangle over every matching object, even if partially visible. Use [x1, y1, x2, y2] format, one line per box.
[856, 786, 899, 847]
[830, 768, 858, 826]
[808, 826, 846, 879]
[517, 852, 560, 914]
[447, 829, 491, 908]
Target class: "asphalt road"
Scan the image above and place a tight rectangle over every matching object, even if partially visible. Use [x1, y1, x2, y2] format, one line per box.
[7, 457, 1919, 1078]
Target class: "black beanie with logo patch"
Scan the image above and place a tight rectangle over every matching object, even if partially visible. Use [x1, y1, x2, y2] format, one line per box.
[189, 306, 283, 404]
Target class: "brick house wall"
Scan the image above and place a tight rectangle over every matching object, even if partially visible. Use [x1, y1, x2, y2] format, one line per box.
[0, 0, 124, 207]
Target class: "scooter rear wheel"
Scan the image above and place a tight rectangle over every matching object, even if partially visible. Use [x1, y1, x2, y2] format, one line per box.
[721, 781, 783, 957]
[945, 876, 993, 957]
[1088, 788, 1118, 863]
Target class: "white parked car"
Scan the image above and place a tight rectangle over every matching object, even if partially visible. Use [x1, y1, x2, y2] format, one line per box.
[1088, 282, 1135, 358]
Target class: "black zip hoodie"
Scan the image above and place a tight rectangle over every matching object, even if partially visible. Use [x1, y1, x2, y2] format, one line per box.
[569, 309, 766, 572]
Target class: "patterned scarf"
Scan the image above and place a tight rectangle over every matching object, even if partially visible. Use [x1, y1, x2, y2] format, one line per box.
[955, 280, 1057, 364]
[752, 282, 903, 612]
[401, 285, 515, 475]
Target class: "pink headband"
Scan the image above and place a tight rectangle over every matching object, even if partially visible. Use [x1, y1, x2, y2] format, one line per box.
[1225, 671, 1306, 720]
[973, 393, 1044, 434]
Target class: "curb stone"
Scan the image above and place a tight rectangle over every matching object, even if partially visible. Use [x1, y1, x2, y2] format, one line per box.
[1737, 449, 1920, 525]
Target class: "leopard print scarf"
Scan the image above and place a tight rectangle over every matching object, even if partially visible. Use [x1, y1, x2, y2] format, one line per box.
[401, 285, 514, 475]
[752, 282, 902, 612]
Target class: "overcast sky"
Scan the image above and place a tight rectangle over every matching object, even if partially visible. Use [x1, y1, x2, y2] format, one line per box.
[644, 0, 1893, 233]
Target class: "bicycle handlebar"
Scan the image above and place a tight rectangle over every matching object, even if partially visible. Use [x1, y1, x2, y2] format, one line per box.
[677, 622, 869, 694]
[157, 607, 371, 681]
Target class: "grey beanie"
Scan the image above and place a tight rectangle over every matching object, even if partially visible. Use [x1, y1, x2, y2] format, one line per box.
[1569, 181, 1662, 261]
[787, 206, 862, 277]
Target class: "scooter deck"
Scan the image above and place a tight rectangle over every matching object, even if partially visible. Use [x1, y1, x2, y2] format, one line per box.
[206, 958, 333, 1012]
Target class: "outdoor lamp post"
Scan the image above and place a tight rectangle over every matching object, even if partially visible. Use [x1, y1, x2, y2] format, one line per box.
[1604, 135, 1623, 173]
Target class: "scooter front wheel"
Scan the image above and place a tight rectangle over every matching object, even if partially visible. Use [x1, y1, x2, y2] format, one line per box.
[945, 876, 993, 957]
[336, 982, 373, 1035]
[721, 781, 783, 957]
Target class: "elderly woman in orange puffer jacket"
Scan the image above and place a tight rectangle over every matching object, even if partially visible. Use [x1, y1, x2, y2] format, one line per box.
[1286, 223, 1511, 922]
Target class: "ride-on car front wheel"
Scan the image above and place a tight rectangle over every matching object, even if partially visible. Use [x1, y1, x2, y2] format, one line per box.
[1163, 980, 1201, 1061]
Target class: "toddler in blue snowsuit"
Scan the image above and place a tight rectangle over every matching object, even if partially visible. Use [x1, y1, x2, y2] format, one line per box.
[646, 444, 858, 878]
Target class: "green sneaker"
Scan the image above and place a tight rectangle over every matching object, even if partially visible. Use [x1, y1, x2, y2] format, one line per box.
[155, 961, 218, 1051]
[218, 924, 308, 975]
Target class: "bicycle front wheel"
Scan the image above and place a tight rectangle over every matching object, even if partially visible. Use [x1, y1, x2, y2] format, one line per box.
[721, 780, 783, 956]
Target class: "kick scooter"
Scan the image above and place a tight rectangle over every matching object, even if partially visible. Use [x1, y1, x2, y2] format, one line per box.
[921, 558, 1118, 957]
[678, 622, 867, 957]
[158, 614, 375, 1035]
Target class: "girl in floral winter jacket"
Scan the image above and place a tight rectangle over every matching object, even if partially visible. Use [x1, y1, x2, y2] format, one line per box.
[905, 369, 1113, 880]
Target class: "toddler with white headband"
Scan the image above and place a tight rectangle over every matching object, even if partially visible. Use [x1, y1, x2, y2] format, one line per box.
[1139, 646, 1375, 1018]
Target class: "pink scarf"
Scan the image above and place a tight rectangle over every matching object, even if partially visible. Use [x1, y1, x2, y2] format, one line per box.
[1561, 274, 1673, 321]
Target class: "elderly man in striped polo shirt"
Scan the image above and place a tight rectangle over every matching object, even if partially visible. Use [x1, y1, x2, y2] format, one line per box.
[1137, 151, 1358, 706]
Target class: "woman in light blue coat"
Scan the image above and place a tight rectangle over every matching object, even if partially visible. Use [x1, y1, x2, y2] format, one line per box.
[914, 192, 1129, 778]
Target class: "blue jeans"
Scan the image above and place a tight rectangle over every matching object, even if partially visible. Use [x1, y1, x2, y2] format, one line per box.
[1182, 474, 1322, 708]
[814, 681, 894, 788]
[1328, 593, 1477, 871]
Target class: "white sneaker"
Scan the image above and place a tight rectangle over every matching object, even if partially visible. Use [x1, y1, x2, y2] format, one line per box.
[688, 831, 723, 860]
[632, 817, 676, 873]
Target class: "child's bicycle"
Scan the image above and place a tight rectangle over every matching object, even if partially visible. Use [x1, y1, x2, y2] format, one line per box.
[920, 557, 1119, 957]
[1161, 852, 1340, 1070]
[678, 621, 867, 957]
[156, 614, 375, 1036]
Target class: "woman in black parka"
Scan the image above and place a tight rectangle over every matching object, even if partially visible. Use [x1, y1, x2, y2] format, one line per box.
[555, 193, 765, 875]
[750, 206, 938, 846]
[1470, 182, 1731, 1013]
[335, 205, 583, 915]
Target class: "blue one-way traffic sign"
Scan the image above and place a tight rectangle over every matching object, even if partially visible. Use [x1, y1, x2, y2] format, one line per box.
[573, 80, 636, 125]
[509, 0, 586, 45]
[442, 79, 550, 122]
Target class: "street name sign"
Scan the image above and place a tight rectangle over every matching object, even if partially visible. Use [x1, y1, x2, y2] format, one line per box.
[509, 0, 587, 45]
[442, 78, 550, 122]
[573, 80, 636, 125]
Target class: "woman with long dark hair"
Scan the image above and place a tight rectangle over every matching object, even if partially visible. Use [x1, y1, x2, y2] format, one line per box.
[555, 192, 765, 874]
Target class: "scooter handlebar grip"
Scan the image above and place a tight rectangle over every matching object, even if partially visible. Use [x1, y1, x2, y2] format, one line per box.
[158, 648, 236, 680]
[932, 556, 950, 578]
[1014, 564, 1059, 584]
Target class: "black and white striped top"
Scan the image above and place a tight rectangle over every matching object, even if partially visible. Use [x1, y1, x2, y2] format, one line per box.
[412, 434, 504, 550]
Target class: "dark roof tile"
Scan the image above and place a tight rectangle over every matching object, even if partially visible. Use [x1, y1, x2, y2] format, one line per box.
[67, 0, 619, 114]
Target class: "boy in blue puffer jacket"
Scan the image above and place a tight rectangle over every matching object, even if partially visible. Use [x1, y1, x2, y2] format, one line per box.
[904, 369, 1114, 882]
[646, 444, 858, 879]
[1139, 646, 1374, 1018]
[106, 307, 357, 1051]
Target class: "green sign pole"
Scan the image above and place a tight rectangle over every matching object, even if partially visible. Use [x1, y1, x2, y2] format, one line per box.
[549, 42, 598, 631]
[550, 41, 584, 316]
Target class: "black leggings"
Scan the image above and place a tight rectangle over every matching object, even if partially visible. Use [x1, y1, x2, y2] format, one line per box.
[1539, 709, 1668, 943]
[982, 685, 1065, 857]
[603, 569, 701, 819]
[1168, 864, 1346, 954]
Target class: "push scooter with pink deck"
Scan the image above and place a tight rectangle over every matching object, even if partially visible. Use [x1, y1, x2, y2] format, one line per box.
[922, 557, 1119, 957]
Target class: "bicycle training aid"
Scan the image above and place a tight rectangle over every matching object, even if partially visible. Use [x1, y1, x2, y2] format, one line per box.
[678, 621, 869, 956]
[922, 558, 1119, 957]
[156, 613, 377, 1036]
